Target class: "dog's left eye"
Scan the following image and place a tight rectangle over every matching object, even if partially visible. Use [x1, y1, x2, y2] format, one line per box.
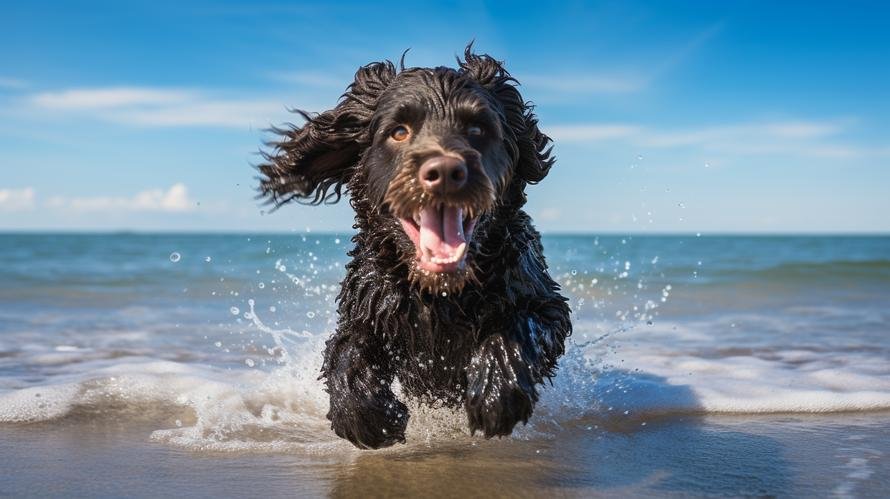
[390, 125, 411, 142]
[467, 125, 483, 137]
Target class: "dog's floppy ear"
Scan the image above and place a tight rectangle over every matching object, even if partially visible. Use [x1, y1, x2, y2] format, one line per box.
[258, 61, 397, 207]
[458, 44, 555, 184]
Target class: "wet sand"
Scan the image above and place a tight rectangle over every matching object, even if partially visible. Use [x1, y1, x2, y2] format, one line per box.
[3, 412, 888, 498]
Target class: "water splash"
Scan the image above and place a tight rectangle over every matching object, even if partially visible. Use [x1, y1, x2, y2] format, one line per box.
[244, 298, 312, 366]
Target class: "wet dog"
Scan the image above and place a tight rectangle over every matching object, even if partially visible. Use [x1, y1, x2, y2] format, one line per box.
[258, 45, 571, 449]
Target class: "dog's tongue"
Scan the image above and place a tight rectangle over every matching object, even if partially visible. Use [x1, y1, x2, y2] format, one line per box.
[419, 205, 465, 260]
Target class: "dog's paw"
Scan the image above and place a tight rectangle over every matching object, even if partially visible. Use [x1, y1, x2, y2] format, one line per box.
[328, 395, 409, 450]
[464, 335, 537, 438]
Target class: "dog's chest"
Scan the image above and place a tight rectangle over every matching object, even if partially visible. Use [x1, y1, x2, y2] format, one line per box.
[390, 299, 479, 402]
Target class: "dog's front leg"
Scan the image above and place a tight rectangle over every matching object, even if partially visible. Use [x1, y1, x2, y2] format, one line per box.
[464, 332, 537, 438]
[321, 329, 408, 449]
[465, 305, 571, 438]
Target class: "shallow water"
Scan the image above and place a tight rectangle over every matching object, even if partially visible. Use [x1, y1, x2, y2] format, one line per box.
[1, 233, 889, 496]
[2, 413, 889, 497]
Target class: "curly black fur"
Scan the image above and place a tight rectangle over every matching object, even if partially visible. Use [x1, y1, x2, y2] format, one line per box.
[257, 45, 571, 449]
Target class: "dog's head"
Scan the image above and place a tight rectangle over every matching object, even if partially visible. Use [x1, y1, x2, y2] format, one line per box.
[258, 46, 554, 293]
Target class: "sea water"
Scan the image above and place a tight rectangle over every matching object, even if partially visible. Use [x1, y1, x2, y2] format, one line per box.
[1, 233, 888, 496]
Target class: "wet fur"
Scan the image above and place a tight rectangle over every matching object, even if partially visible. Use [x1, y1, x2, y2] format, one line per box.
[257, 46, 571, 449]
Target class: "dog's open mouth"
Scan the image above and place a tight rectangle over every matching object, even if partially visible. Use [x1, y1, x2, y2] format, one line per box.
[398, 204, 478, 273]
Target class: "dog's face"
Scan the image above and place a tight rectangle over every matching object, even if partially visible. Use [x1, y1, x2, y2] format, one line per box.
[365, 69, 512, 284]
[258, 47, 554, 293]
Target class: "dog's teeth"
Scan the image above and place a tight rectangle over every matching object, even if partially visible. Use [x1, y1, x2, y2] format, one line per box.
[455, 242, 467, 260]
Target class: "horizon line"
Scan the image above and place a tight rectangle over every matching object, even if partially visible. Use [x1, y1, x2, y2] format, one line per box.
[1, 229, 888, 237]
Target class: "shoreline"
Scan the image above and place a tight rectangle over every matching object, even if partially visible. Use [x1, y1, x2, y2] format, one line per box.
[3, 411, 888, 497]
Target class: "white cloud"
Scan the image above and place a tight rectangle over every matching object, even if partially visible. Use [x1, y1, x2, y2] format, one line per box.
[31, 87, 191, 109]
[523, 74, 645, 95]
[47, 183, 195, 213]
[638, 121, 846, 148]
[762, 121, 842, 139]
[523, 22, 724, 97]
[548, 124, 641, 141]
[0, 76, 28, 90]
[268, 70, 350, 88]
[647, 22, 724, 82]
[0, 187, 36, 211]
[535, 207, 562, 222]
[549, 119, 869, 159]
[29, 86, 285, 128]
[115, 99, 284, 127]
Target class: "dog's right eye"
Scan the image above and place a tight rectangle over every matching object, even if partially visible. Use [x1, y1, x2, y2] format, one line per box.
[467, 124, 483, 137]
[390, 125, 410, 142]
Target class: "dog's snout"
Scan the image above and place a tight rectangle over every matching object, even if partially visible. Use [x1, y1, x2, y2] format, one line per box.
[418, 156, 468, 194]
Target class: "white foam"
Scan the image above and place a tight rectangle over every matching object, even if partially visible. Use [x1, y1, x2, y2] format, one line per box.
[0, 383, 82, 422]
[577, 319, 890, 416]
[3, 314, 890, 452]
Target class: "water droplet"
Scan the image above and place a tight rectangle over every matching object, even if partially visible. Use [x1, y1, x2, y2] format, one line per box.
[230, 306, 240, 315]
[169, 252, 181, 263]
[306, 311, 316, 319]
[175, 419, 182, 427]
[269, 305, 277, 312]
[204, 256, 212, 263]
[258, 282, 265, 289]
[441, 291, 448, 297]
[245, 358, 255, 367]
[571, 269, 577, 276]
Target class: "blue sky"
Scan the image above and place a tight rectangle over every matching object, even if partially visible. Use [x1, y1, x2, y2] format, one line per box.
[1, 0, 888, 233]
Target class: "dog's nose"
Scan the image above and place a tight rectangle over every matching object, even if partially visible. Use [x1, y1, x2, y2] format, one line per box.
[418, 156, 468, 194]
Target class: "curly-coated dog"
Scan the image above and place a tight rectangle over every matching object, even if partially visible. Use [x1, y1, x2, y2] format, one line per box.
[258, 46, 571, 449]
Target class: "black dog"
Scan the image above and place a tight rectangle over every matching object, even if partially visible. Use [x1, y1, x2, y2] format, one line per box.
[258, 46, 571, 449]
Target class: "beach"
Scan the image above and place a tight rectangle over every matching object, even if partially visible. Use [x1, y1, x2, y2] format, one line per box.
[1, 233, 889, 497]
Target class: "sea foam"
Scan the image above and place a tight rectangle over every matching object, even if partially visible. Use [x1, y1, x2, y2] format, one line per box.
[3, 314, 889, 453]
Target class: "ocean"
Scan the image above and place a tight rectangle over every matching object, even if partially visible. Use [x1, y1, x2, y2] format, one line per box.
[1, 233, 888, 497]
